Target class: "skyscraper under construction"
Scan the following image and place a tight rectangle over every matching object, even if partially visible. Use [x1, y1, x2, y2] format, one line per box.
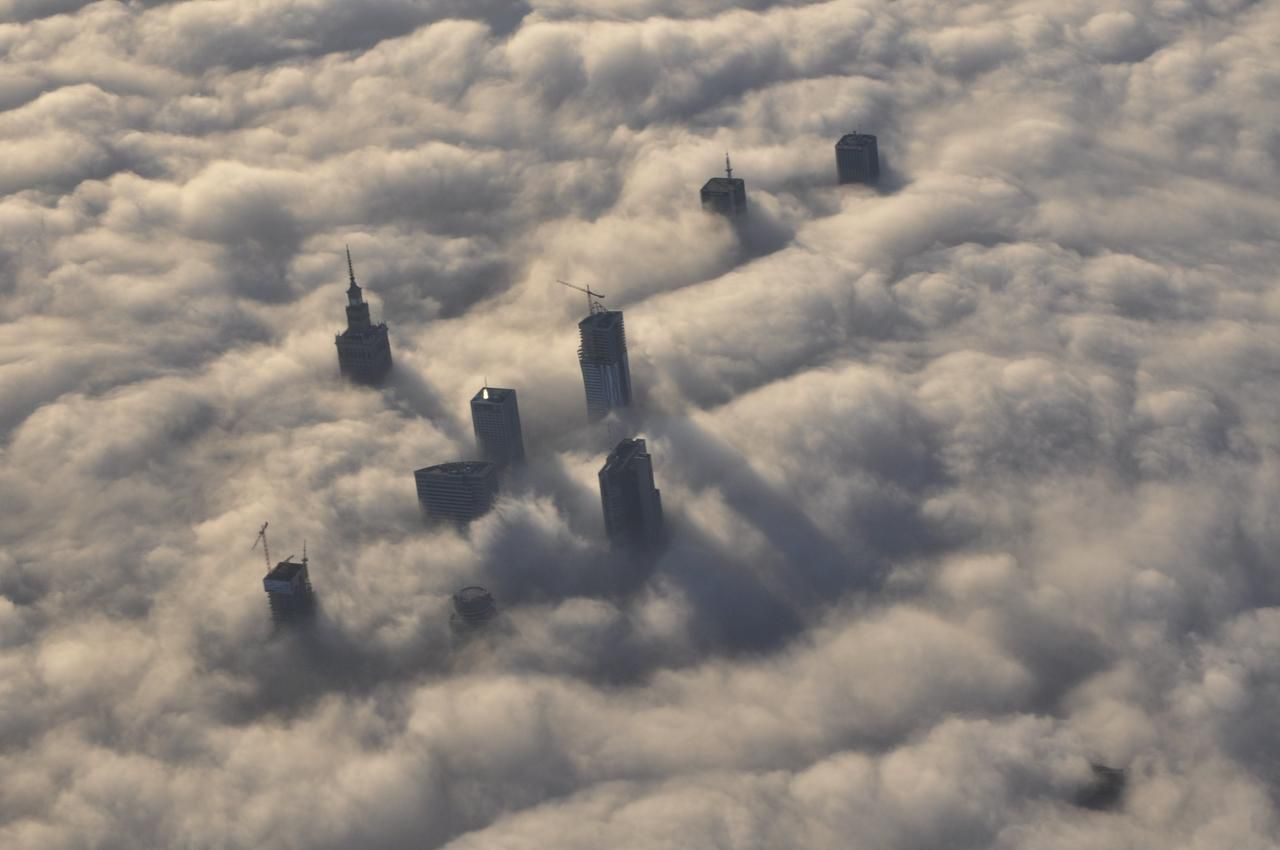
[263, 554, 316, 626]
[578, 308, 632, 421]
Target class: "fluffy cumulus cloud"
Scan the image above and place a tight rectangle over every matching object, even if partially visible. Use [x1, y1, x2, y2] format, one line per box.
[2, 0, 1279, 846]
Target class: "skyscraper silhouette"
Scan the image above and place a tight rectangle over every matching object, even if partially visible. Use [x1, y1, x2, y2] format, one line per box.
[598, 437, 664, 552]
[450, 585, 499, 634]
[414, 461, 500, 523]
[835, 132, 880, 184]
[470, 386, 526, 467]
[700, 153, 747, 217]
[263, 553, 316, 626]
[578, 309, 632, 421]
[335, 247, 392, 384]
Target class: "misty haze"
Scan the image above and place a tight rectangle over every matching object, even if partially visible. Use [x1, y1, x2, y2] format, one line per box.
[2, 0, 1279, 848]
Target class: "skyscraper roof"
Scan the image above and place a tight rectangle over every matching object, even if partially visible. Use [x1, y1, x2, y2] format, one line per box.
[472, 386, 514, 403]
[836, 132, 877, 148]
[416, 461, 495, 478]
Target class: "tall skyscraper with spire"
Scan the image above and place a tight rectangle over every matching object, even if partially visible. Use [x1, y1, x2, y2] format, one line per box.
[700, 153, 747, 217]
[578, 306, 632, 421]
[335, 247, 392, 385]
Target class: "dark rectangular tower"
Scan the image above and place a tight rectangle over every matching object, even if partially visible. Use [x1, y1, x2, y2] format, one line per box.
[415, 461, 500, 523]
[335, 248, 392, 384]
[598, 437, 664, 553]
[470, 387, 526, 467]
[701, 153, 747, 217]
[263, 556, 316, 626]
[835, 132, 880, 185]
[578, 309, 632, 421]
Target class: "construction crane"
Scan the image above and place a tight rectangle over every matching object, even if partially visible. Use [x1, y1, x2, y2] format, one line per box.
[251, 522, 271, 570]
[557, 279, 607, 315]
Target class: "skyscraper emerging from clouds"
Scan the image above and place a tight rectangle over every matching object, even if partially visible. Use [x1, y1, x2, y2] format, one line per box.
[835, 132, 880, 184]
[335, 248, 392, 384]
[263, 554, 316, 626]
[598, 437, 664, 553]
[578, 309, 632, 421]
[700, 153, 747, 217]
[415, 461, 500, 524]
[450, 585, 499, 634]
[470, 386, 526, 467]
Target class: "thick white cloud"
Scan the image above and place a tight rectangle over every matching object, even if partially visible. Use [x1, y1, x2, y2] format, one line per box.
[1, 0, 1279, 847]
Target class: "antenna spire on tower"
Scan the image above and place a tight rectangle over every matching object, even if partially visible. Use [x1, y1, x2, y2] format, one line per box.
[725, 152, 733, 179]
[345, 245, 357, 288]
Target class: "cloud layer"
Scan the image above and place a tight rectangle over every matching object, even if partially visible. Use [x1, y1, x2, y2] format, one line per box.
[2, 0, 1280, 847]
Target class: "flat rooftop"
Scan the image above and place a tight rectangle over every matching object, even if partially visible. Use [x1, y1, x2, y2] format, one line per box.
[455, 585, 492, 603]
[702, 177, 744, 191]
[472, 387, 514, 403]
[453, 586, 497, 617]
[837, 133, 877, 148]
[580, 309, 623, 328]
[265, 559, 307, 582]
[416, 461, 495, 477]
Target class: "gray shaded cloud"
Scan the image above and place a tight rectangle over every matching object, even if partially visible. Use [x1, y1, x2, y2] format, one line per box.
[2, 0, 1280, 848]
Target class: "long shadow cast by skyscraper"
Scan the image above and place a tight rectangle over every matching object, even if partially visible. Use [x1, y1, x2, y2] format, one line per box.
[381, 363, 467, 444]
[653, 416, 888, 604]
[197, 605, 456, 725]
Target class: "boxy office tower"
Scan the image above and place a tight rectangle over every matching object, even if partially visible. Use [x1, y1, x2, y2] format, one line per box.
[835, 132, 880, 185]
[335, 248, 392, 384]
[579, 309, 632, 421]
[470, 387, 526, 467]
[415, 461, 500, 524]
[599, 438, 665, 553]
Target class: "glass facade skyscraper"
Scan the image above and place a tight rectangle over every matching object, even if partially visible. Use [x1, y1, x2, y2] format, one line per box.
[578, 309, 632, 421]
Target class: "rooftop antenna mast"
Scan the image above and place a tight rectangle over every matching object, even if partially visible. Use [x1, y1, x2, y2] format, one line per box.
[251, 522, 271, 570]
[557, 279, 607, 315]
[725, 152, 733, 180]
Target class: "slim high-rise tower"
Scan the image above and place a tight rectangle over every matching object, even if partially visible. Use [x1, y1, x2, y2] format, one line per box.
[470, 386, 526, 467]
[263, 553, 316, 626]
[835, 132, 880, 184]
[700, 153, 747, 217]
[578, 309, 632, 421]
[598, 437, 664, 552]
[335, 248, 392, 384]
